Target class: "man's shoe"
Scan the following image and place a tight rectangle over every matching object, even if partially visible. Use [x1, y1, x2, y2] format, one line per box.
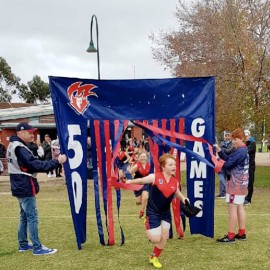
[149, 256, 162, 268]
[234, 233, 247, 240]
[244, 200, 251, 206]
[215, 194, 225, 199]
[18, 243, 33, 252]
[216, 235, 236, 244]
[33, 246, 58, 256]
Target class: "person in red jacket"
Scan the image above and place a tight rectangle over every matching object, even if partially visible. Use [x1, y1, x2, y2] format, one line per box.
[126, 153, 188, 269]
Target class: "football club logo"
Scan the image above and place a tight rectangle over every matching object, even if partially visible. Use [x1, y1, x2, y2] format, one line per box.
[159, 179, 163, 184]
[67, 81, 98, 114]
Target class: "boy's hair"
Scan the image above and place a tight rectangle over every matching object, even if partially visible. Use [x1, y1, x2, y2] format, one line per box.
[158, 153, 176, 168]
[231, 128, 246, 141]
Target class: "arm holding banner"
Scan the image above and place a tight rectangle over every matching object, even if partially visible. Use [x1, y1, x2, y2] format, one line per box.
[125, 174, 155, 185]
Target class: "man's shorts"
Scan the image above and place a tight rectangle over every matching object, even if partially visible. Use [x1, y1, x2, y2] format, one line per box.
[226, 194, 245, 205]
[145, 210, 171, 235]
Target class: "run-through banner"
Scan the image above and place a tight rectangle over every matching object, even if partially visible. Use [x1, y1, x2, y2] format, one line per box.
[49, 76, 216, 249]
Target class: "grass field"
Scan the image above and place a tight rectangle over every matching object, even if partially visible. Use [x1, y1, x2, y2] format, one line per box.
[0, 167, 269, 270]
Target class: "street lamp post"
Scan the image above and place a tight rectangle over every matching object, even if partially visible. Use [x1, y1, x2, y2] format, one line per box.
[86, 14, 100, 80]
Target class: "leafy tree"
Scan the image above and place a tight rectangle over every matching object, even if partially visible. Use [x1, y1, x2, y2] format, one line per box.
[0, 57, 20, 102]
[19, 75, 50, 104]
[151, 0, 270, 139]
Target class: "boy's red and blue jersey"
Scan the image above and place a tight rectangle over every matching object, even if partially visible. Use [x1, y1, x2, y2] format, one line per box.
[147, 172, 179, 214]
[219, 146, 249, 195]
[134, 162, 151, 178]
[134, 162, 151, 196]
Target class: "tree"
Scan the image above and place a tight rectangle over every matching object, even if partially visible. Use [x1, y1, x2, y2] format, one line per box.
[150, 0, 270, 139]
[0, 57, 20, 102]
[19, 75, 50, 104]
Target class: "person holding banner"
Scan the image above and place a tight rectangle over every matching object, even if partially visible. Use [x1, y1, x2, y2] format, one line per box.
[216, 130, 234, 198]
[126, 153, 188, 269]
[214, 128, 249, 243]
[7, 122, 67, 255]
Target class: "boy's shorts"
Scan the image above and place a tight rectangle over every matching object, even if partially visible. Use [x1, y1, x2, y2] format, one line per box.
[134, 184, 150, 197]
[145, 210, 171, 235]
[226, 194, 245, 205]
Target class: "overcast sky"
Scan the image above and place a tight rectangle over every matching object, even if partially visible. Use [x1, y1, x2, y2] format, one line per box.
[0, 0, 184, 97]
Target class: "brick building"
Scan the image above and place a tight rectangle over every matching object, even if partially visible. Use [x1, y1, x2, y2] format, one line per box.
[0, 102, 143, 149]
[0, 103, 57, 149]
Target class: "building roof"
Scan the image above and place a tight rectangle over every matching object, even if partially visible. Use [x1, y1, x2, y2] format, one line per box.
[0, 104, 53, 121]
[0, 102, 35, 109]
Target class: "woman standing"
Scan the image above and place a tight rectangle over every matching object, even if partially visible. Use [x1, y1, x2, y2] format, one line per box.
[215, 128, 249, 243]
[126, 153, 188, 268]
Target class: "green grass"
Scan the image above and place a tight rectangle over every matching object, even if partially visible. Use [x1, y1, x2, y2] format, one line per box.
[254, 166, 270, 188]
[256, 143, 270, 153]
[0, 168, 270, 270]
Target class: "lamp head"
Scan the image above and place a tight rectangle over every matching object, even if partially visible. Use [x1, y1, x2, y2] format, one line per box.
[86, 40, 97, 53]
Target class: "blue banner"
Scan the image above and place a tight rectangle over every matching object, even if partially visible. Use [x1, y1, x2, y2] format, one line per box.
[49, 76, 216, 249]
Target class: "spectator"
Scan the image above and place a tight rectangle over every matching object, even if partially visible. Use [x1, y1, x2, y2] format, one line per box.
[87, 136, 93, 179]
[244, 130, 256, 205]
[27, 141, 39, 159]
[216, 131, 234, 198]
[0, 139, 7, 158]
[143, 137, 150, 152]
[7, 122, 66, 255]
[36, 140, 44, 160]
[51, 139, 62, 177]
[0, 159, 3, 174]
[42, 134, 54, 177]
[127, 139, 134, 155]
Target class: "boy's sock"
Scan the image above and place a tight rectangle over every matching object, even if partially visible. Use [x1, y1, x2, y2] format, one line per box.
[227, 232, 235, 240]
[151, 246, 163, 258]
[238, 228, 246, 236]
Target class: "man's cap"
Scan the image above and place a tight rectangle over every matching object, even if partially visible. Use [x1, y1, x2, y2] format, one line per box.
[244, 130, 250, 136]
[224, 130, 231, 135]
[16, 122, 36, 132]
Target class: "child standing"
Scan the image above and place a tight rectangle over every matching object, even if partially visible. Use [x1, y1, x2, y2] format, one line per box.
[215, 128, 249, 243]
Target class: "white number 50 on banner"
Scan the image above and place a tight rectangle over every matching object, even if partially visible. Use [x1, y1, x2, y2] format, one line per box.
[68, 124, 83, 214]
